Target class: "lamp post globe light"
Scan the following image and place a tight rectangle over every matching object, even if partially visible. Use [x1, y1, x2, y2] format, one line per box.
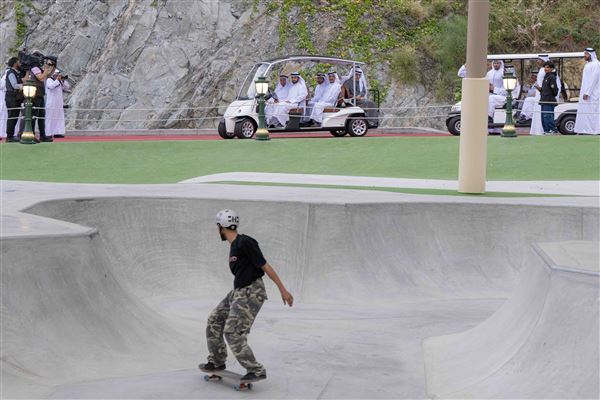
[20, 79, 38, 144]
[501, 65, 518, 138]
[254, 76, 270, 141]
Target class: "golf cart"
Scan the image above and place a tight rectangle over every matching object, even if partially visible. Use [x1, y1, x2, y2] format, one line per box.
[446, 52, 585, 136]
[218, 55, 380, 139]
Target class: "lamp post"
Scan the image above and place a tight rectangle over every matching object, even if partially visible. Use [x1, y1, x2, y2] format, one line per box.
[20, 79, 38, 144]
[501, 66, 518, 138]
[254, 76, 270, 141]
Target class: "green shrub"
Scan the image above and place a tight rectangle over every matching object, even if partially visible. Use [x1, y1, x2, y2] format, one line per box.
[390, 45, 419, 84]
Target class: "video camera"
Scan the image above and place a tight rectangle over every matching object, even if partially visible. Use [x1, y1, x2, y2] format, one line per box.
[18, 50, 58, 72]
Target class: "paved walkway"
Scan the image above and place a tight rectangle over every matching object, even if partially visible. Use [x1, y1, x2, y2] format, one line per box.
[182, 172, 600, 196]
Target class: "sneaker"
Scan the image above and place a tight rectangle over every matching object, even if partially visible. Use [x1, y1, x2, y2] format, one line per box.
[240, 371, 267, 382]
[40, 136, 54, 142]
[54, 134, 64, 138]
[6, 137, 19, 143]
[198, 362, 225, 372]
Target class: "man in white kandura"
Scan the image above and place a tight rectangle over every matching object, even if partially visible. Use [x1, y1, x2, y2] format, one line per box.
[486, 60, 505, 90]
[518, 71, 539, 122]
[305, 72, 341, 126]
[266, 72, 307, 128]
[265, 74, 291, 127]
[302, 72, 329, 126]
[486, 60, 507, 134]
[44, 70, 71, 139]
[574, 47, 600, 135]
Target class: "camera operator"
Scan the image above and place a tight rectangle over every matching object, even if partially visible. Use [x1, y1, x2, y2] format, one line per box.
[27, 54, 55, 142]
[4, 57, 24, 142]
[45, 69, 70, 139]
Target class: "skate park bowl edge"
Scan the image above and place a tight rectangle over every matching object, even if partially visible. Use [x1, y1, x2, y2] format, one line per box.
[1, 189, 599, 399]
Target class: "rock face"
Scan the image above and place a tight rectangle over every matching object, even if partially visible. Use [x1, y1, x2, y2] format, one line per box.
[0, 0, 447, 130]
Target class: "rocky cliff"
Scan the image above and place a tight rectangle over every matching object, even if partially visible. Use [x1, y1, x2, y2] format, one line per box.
[0, 0, 446, 131]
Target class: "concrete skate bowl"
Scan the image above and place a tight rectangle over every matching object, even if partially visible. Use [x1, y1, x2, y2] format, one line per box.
[2, 197, 598, 399]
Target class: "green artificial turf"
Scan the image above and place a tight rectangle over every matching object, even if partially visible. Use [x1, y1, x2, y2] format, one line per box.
[208, 181, 567, 197]
[0, 136, 598, 184]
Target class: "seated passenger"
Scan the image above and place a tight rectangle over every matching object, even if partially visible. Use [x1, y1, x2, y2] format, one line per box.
[302, 72, 328, 125]
[305, 71, 342, 126]
[266, 72, 307, 128]
[518, 71, 538, 122]
[341, 68, 378, 126]
[265, 74, 291, 125]
[487, 78, 521, 134]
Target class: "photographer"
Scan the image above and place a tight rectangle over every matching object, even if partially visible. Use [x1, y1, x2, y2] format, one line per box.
[27, 53, 55, 142]
[4, 57, 24, 142]
[45, 69, 70, 138]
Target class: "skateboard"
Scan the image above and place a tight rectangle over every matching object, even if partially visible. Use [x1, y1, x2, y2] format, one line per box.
[201, 369, 261, 391]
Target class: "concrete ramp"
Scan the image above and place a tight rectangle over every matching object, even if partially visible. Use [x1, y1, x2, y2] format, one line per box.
[1, 233, 198, 399]
[1, 190, 598, 399]
[24, 199, 595, 305]
[423, 241, 600, 399]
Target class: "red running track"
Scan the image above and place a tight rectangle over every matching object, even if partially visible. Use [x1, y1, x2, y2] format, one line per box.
[43, 132, 451, 142]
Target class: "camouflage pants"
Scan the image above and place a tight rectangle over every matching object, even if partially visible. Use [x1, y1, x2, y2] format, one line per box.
[206, 278, 267, 374]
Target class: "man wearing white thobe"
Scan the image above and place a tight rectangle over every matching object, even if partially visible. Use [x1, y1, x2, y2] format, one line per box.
[486, 60, 505, 90]
[266, 72, 307, 127]
[45, 70, 70, 138]
[518, 71, 539, 121]
[308, 71, 341, 125]
[486, 60, 506, 133]
[265, 74, 292, 126]
[574, 48, 600, 134]
[302, 72, 328, 125]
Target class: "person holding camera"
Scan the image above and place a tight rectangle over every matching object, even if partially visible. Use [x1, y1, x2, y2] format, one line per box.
[4, 57, 24, 142]
[45, 69, 70, 138]
[28, 55, 55, 142]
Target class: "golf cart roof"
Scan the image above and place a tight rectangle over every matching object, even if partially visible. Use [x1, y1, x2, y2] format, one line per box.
[488, 52, 584, 60]
[260, 55, 365, 66]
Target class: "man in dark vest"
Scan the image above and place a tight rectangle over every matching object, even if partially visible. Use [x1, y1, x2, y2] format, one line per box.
[28, 53, 55, 142]
[4, 57, 24, 142]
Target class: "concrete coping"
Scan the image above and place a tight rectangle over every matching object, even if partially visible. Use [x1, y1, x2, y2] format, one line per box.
[533, 241, 600, 275]
[0, 214, 97, 240]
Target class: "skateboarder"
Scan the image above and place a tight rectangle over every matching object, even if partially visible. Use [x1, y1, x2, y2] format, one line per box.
[199, 209, 294, 382]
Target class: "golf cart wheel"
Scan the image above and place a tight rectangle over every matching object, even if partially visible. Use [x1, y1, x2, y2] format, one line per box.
[447, 116, 461, 136]
[558, 114, 577, 135]
[234, 118, 257, 139]
[346, 117, 369, 137]
[218, 120, 235, 139]
[329, 129, 347, 137]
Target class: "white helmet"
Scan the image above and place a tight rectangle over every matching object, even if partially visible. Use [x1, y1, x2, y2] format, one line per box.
[215, 209, 239, 230]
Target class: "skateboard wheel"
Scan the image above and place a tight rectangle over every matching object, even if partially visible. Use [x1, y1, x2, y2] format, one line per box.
[203, 375, 209, 381]
[248, 383, 253, 390]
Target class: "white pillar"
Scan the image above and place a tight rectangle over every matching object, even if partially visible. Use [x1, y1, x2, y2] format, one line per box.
[458, 0, 490, 194]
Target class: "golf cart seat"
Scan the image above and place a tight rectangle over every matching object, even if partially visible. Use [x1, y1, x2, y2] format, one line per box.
[286, 108, 304, 130]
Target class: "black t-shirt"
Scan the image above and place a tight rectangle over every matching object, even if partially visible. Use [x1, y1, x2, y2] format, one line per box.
[229, 234, 266, 289]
